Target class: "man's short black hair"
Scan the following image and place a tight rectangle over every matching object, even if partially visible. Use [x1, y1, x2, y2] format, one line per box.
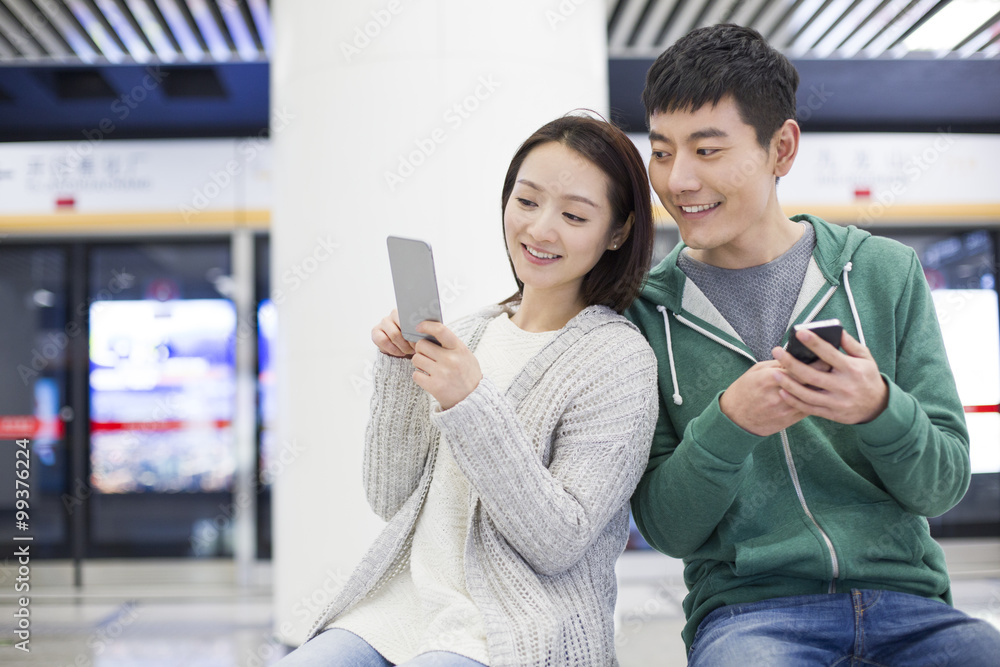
[642, 24, 800, 149]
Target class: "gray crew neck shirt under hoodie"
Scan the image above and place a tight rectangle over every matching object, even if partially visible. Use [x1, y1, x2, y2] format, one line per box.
[677, 222, 816, 361]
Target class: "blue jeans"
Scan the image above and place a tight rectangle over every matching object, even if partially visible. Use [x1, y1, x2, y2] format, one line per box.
[275, 628, 488, 666]
[688, 589, 1000, 667]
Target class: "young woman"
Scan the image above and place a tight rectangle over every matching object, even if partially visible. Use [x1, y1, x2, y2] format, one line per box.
[278, 114, 658, 667]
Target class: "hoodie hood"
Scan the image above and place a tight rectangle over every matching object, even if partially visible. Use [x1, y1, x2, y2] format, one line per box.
[631, 215, 874, 407]
[638, 215, 871, 313]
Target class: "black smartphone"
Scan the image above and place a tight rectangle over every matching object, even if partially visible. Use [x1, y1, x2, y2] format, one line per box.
[386, 236, 442, 345]
[786, 318, 843, 364]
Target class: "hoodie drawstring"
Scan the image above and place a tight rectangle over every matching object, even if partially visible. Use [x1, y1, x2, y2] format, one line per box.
[842, 262, 866, 346]
[656, 261, 862, 409]
[656, 305, 683, 406]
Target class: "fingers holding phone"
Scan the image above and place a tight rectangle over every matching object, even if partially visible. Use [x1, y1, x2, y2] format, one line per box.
[372, 309, 416, 358]
[410, 321, 482, 410]
[773, 320, 889, 424]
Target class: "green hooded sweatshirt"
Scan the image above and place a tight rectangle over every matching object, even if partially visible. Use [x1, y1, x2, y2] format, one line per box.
[626, 215, 971, 650]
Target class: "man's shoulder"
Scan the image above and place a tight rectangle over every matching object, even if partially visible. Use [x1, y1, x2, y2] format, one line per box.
[848, 233, 919, 281]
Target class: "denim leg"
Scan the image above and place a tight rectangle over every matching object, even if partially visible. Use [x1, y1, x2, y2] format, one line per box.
[403, 652, 488, 666]
[857, 589, 1000, 667]
[687, 594, 855, 667]
[274, 628, 392, 667]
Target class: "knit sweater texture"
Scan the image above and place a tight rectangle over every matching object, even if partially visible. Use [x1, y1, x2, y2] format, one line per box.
[626, 215, 970, 650]
[306, 303, 659, 666]
[331, 314, 554, 664]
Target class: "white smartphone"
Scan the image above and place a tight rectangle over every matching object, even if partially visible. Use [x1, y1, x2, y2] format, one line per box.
[386, 236, 442, 345]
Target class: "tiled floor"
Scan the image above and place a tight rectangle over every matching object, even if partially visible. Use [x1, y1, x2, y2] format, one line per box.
[2, 545, 998, 666]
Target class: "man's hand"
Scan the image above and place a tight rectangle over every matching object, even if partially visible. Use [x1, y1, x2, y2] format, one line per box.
[720, 360, 809, 436]
[772, 329, 889, 424]
[410, 321, 483, 410]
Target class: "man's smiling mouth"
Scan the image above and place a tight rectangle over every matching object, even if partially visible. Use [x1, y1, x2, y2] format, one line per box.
[680, 203, 721, 214]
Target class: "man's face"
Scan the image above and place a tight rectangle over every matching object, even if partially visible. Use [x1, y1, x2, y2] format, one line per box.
[647, 96, 785, 268]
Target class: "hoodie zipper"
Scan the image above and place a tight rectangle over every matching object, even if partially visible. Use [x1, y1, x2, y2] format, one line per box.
[789, 281, 842, 593]
[780, 429, 840, 593]
[675, 283, 843, 594]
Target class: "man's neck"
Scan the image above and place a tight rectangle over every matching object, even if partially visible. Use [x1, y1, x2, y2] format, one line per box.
[687, 216, 805, 270]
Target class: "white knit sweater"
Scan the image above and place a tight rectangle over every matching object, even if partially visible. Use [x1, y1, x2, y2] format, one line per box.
[306, 304, 658, 666]
[332, 314, 555, 663]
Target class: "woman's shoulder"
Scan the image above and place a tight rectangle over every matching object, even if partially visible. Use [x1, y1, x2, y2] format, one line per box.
[572, 305, 645, 340]
[567, 306, 655, 364]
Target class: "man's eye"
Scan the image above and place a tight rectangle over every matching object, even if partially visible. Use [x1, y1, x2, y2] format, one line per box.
[652, 151, 671, 159]
[697, 148, 719, 156]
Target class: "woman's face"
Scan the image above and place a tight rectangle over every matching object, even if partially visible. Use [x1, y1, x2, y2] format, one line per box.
[504, 141, 617, 304]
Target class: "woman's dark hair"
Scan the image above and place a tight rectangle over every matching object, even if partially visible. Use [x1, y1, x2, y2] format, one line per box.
[500, 113, 654, 314]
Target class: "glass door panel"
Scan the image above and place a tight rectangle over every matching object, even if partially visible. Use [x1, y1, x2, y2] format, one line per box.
[87, 241, 236, 557]
[882, 229, 1000, 537]
[0, 245, 71, 557]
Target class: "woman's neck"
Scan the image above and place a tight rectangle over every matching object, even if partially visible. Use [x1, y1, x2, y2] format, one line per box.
[510, 286, 588, 332]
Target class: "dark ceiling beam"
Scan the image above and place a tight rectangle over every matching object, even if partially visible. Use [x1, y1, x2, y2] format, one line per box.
[202, 0, 235, 53]
[885, 0, 951, 51]
[54, 0, 104, 58]
[110, 0, 156, 55]
[7, 0, 71, 57]
[609, 56, 1000, 133]
[0, 1, 45, 56]
[172, 0, 209, 52]
[835, 0, 892, 52]
[954, 10, 1000, 51]
[234, 0, 262, 52]
[859, 0, 918, 52]
[139, 0, 182, 53]
[80, 0, 130, 55]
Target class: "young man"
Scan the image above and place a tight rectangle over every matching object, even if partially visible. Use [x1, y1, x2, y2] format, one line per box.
[627, 23, 1000, 666]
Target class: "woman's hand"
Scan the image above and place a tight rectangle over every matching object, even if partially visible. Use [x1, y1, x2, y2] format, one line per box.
[371, 309, 416, 358]
[410, 321, 482, 410]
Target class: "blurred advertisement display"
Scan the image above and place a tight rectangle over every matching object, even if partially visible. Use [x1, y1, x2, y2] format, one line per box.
[926, 231, 1000, 476]
[89, 299, 236, 494]
[932, 289, 1000, 475]
[257, 298, 277, 486]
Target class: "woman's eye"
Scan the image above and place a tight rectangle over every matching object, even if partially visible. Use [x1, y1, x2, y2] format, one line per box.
[564, 213, 586, 223]
[516, 198, 536, 207]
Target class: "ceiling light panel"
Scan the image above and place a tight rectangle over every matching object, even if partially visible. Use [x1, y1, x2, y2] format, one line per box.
[124, 0, 178, 61]
[95, 0, 152, 61]
[65, 0, 126, 62]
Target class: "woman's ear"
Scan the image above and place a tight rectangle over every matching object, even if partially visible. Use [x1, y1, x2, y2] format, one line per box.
[609, 212, 635, 250]
[774, 119, 800, 178]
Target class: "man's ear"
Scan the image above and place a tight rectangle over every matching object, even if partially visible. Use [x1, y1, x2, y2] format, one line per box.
[609, 212, 635, 250]
[774, 119, 800, 178]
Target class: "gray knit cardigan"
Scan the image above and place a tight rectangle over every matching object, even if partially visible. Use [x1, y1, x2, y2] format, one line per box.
[306, 303, 658, 666]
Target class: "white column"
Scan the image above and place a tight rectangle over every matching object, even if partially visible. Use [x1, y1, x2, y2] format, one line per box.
[271, 0, 609, 645]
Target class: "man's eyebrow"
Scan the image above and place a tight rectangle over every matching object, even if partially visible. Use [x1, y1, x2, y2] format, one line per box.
[689, 128, 728, 141]
[649, 128, 729, 143]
